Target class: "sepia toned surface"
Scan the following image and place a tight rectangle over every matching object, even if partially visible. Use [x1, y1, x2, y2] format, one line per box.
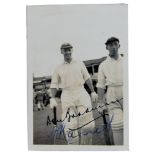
[27, 4, 128, 150]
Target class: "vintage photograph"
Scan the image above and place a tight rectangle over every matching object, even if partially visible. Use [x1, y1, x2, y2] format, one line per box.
[27, 4, 128, 150]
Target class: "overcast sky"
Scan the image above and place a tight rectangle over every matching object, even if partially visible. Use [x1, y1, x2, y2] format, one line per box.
[27, 4, 128, 77]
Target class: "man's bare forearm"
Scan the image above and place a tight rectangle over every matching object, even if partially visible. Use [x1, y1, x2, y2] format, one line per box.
[85, 78, 95, 93]
[50, 88, 57, 98]
[97, 87, 106, 103]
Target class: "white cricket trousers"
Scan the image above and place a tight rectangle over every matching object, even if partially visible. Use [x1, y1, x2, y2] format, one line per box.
[106, 85, 123, 145]
[61, 86, 95, 145]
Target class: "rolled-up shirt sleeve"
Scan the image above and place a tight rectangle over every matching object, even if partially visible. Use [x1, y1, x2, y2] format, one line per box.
[81, 62, 91, 81]
[96, 64, 106, 89]
[50, 68, 60, 89]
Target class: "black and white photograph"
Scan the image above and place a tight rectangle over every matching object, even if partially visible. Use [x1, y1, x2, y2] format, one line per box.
[27, 4, 128, 150]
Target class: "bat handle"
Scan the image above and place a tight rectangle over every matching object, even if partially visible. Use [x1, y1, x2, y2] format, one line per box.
[52, 106, 57, 125]
[102, 109, 114, 145]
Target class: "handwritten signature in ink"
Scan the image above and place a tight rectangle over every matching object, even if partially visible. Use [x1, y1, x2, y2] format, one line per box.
[48, 112, 114, 142]
[46, 99, 121, 126]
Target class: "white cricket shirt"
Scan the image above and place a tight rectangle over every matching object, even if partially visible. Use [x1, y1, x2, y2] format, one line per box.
[50, 59, 90, 89]
[96, 55, 123, 89]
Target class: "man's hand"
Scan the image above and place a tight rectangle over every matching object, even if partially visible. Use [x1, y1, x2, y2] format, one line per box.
[50, 98, 58, 109]
[91, 91, 98, 103]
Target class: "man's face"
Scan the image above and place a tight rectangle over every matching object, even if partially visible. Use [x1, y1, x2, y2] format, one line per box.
[61, 48, 72, 61]
[106, 41, 120, 57]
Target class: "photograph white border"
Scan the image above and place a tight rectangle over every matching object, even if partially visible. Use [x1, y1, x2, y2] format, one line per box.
[27, 3, 128, 151]
[1, 0, 155, 154]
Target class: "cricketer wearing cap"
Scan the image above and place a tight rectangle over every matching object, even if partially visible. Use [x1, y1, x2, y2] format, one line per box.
[50, 43, 98, 145]
[97, 37, 124, 145]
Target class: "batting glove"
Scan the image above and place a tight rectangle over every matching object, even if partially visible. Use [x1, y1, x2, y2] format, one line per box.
[91, 91, 98, 103]
[50, 98, 58, 109]
[97, 101, 108, 113]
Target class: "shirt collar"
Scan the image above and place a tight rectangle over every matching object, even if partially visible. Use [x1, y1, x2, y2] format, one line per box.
[107, 54, 122, 61]
[64, 59, 76, 64]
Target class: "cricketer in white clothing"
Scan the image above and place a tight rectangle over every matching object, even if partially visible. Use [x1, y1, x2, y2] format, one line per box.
[97, 37, 124, 145]
[50, 43, 98, 145]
